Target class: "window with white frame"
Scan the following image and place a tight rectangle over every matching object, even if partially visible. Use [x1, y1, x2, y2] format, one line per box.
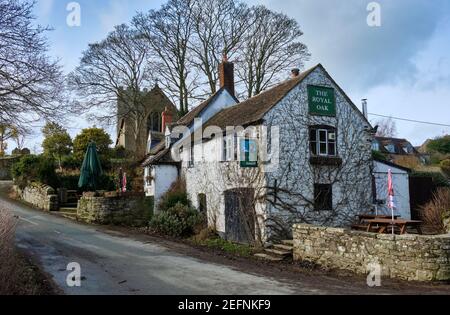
[309, 127, 337, 157]
[223, 135, 234, 161]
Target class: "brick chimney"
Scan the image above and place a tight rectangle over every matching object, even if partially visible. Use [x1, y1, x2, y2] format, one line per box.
[161, 106, 173, 133]
[219, 54, 235, 96]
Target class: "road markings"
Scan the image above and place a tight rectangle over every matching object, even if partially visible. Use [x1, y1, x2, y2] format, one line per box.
[19, 216, 39, 226]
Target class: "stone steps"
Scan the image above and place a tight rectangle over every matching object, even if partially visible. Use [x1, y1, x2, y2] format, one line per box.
[264, 248, 291, 257]
[273, 244, 293, 251]
[59, 207, 77, 213]
[254, 253, 284, 262]
[254, 239, 294, 262]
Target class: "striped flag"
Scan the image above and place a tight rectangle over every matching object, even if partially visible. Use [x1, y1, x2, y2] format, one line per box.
[387, 169, 395, 209]
[122, 173, 127, 193]
[388, 169, 396, 235]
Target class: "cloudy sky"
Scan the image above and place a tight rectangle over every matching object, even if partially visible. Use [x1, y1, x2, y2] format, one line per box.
[15, 0, 450, 152]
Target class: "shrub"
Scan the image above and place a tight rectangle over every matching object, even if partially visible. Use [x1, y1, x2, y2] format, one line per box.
[440, 159, 450, 177]
[420, 188, 450, 234]
[11, 155, 58, 189]
[158, 178, 190, 212]
[411, 171, 450, 188]
[150, 202, 205, 238]
[61, 155, 80, 170]
[0, 208, 18, 294]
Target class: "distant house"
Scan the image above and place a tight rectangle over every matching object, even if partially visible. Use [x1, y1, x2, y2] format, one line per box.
[372, 137, 428, 166]
[116, 85, 178, 158]
[373, 159, 411, 219]
[142, 59, 375, 243]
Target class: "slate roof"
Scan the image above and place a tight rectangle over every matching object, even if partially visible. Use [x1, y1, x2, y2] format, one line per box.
[141, 146, 178, 166]
[176, 87, 239, 127]
[203, 65, 318, 130]
[375, 137, 418, 155]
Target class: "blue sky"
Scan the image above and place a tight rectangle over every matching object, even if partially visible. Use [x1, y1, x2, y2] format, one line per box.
[14, 0, 450, 152]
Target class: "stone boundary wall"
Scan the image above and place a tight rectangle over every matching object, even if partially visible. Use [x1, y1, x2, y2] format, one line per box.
[14, 183, 59, 211]
[293, 224, 450, 281]
[77, 192, 152, 227]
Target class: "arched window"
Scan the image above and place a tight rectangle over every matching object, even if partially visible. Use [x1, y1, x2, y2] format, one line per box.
[147, 112, 161, 133]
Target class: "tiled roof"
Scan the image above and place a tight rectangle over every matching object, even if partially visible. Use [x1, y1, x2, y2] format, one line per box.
[203, 65, 319, 130]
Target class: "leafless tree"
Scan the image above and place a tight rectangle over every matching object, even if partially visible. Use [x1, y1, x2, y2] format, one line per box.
[190, 0, 249, 95]
[374, 117, 397, 138]
[68, 24, 153, 159]
[133, 0, 196, 114]
[0, 0, 65, 128]
[235, 6, 310, 98]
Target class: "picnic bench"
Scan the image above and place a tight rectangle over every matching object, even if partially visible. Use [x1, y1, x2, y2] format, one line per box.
[351, 214, 401, 232]
[365, 218, 423, 235]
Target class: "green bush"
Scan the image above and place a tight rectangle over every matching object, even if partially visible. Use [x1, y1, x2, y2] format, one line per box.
[411, 171, 450, 188]
[150, 202, 205, 238]
[60, 155, 80, 170]
[11, 155, 58, 188]
[372, 150, 387, 161]
[158, 191, 190, 212]
[440, 159, 450, 177]
[58, 173, 117, 192]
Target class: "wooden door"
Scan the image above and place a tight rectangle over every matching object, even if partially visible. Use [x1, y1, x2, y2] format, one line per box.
[224, 188, 255, 244]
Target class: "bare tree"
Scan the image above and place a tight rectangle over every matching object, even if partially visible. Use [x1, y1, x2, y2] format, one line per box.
[68, 24, 153, 159]
[374, 117, 397, 138]
[0, 0, 65, 128]
[133, 0, 196, 114]
[190, 0, 249, 95]
[235, 6, 310, 98]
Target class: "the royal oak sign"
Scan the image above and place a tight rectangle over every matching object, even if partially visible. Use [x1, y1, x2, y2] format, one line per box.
[307, 85, 336, 117]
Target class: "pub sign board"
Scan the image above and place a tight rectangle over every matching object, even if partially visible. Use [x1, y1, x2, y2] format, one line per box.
[240, 139, 258, 168]
[308, 85, 336, 117]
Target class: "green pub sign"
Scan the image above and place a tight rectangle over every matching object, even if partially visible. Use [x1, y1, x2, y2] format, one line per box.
[240, 139, 258, 168]
[308, 85, 336, 116]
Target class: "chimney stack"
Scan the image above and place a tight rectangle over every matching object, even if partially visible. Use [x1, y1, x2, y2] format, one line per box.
[219, 54, 235, 96]
[291, 68, 300, 78]
[161, 106, 173, 133]
[362, 99, 368, 119]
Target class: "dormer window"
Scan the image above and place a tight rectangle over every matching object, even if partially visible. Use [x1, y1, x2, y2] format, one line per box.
[310, 126, 337, 157]
[384, 144, 395, 154]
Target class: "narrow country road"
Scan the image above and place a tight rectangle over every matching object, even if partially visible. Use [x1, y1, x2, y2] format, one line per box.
[1, 181, 450, 295]
[0, 182, 297, 295]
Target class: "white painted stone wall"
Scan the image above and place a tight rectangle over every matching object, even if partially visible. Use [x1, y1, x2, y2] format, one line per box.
[262, 67, 373, 236]
[144, 164, 178, 212]
[373, 160, 411, 219]
[169, 66, 373, 242]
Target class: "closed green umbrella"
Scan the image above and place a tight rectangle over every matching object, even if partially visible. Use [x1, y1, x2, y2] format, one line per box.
[78, 142, 103, 191]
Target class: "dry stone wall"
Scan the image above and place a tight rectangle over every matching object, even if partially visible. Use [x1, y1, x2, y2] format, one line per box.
[15, 183, 59, 211]
[77, 192, 152, 227]
[293, 224, 450, 282]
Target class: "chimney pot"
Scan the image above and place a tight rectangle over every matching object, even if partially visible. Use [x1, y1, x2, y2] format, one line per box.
[291, 68, 300, 78]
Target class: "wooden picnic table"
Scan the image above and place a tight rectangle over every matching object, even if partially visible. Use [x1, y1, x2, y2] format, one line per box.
[365, 218, 423, 235]
[351, 214, 402, 231]
[358, 214, 400, 222]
